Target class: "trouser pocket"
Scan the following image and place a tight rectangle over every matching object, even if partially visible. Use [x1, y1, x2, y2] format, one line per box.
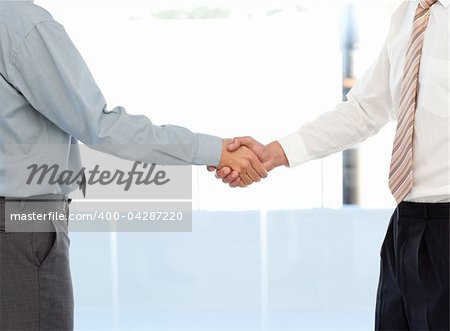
[380, 211, 395, 257]
[32, 231, 57, 266]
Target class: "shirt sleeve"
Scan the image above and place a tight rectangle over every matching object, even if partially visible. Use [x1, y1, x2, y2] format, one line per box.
[9, 21, 222, 166]
[278, 42, 394, 168]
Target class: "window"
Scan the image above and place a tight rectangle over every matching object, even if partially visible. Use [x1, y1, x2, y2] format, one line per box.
[38, 1, 398, 210]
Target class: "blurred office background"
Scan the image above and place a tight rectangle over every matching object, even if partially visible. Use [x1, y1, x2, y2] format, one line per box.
[36, 1, 401, 330]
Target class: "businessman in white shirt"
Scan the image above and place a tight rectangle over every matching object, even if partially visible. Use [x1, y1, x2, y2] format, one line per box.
[214, 1, 449, 329]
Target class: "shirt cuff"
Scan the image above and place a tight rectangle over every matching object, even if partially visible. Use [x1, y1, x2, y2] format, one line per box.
[193, 133, 222, 166]
[277, 133, 310, 168]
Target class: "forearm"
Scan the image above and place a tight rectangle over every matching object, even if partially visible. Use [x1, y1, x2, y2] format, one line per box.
[279, 95, 392, 168]
[84, 106, 223, 166]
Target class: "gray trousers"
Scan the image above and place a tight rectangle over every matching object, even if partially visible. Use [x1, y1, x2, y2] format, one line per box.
[0, 195, 73, 331]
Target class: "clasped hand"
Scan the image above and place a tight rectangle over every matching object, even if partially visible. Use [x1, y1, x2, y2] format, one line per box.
[209, 137, 289, 187]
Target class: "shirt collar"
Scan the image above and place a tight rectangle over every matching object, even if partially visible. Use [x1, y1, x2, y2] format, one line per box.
[439, 0, 450, 8]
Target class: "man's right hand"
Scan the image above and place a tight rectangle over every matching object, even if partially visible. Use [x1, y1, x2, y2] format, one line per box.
[209, 137, 288, 187]
[217, 139, 268, 186]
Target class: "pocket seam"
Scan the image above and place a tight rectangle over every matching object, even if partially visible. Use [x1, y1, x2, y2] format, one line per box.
[419, 56, 449, 118]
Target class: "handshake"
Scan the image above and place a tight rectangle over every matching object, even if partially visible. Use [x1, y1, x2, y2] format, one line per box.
[208, 137, 289, 187]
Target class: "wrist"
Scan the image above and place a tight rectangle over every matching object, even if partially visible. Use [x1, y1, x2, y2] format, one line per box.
[218, 138, 232, 168]
[266, 141, 289, 170]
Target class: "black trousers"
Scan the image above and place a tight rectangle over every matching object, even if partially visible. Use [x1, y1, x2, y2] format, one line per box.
[375, 201, 449, 331]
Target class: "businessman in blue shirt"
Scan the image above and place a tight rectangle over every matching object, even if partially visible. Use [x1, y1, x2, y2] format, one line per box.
[0, 1, 267, 329]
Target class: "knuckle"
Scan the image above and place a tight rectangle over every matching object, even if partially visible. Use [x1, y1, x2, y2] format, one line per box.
[240, 160, 250, 172]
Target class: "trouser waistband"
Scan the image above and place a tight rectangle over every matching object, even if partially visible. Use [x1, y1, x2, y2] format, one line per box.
[398, 201, 450, 219]
[0, 194, 71, 211]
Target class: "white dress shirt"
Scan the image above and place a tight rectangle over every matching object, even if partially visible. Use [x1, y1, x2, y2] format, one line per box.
[279, 1, 450, 203]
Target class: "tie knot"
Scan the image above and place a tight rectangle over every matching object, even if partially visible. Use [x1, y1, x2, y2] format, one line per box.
[419, 0, 438, 9]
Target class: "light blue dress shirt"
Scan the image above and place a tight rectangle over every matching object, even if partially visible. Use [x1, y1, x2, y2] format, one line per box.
[0, 1, 222, 197]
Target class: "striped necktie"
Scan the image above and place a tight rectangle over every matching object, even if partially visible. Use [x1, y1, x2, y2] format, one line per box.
[388, 0, 438, 204]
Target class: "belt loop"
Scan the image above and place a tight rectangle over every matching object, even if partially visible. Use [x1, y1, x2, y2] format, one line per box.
[61, 194, 66, 210]
[19, 200, 25, 211]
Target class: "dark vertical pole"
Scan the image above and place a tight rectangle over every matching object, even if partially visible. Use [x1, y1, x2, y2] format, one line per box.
[341, 2, 359, 205]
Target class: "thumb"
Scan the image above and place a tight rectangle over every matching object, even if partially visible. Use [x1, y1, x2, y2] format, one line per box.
[262, 161, 273, 173]
[227, 136, 256, 152]
[227, 138, 243, 152]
